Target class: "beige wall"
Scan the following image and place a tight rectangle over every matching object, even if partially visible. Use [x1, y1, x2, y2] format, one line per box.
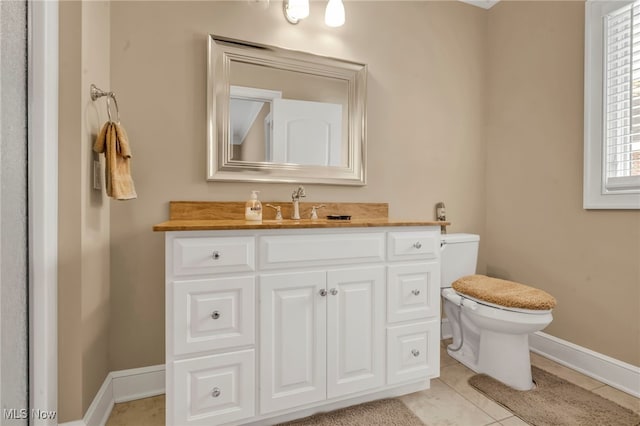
[58, 1, 112, 422]
[486, 1, 640, 365]
[107, 0, 488, 373]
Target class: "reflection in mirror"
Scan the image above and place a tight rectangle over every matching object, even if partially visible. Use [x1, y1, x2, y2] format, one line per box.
[229, 86, 280, 163]
[207, 35, 367, 185]
[230, 85, 345, 166]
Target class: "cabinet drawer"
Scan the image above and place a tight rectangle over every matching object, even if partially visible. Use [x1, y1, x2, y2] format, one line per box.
[173, 276, 255, 355]
[172, 350, 255, 425]
[387, 263, 440, 323]
[387, 231, 439, 261]
[387, 321, 439, 385]
[172, 236, 255, 276]
[259, 233, 385, 269]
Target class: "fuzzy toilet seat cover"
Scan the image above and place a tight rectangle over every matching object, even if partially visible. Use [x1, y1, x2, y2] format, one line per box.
[452, 274, 557, 310]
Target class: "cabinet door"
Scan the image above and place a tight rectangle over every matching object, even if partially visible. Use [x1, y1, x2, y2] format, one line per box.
[387, 321, 439, 385]
[387, 262, 440, 323]
[172, 276, 254, 355]
[171, 349, 255, 425]
[327, 266, 385, 398]
[260, 271, 327, 414]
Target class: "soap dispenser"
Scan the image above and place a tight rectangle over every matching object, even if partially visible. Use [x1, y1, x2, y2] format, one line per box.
[245, 190, 262, 221]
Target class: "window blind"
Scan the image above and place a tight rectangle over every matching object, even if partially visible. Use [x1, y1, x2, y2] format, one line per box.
[605, 1, 640, 192]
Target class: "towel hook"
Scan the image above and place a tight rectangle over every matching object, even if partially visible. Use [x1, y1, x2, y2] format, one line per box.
[90, 84, 120, 123]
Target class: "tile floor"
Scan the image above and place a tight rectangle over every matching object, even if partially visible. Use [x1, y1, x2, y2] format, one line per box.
[106, 340, 640, 426]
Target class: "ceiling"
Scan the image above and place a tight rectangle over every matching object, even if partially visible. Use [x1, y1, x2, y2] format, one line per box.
[459, 0, 500, 9]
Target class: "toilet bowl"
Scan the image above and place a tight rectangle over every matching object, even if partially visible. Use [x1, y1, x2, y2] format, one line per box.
[440, 234, 556, 391]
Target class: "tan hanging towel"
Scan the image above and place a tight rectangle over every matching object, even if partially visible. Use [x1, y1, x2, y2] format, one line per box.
[93, 122, 137, 200]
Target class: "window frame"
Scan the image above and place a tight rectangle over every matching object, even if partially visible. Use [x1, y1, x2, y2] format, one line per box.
[584, 0, 640, 209]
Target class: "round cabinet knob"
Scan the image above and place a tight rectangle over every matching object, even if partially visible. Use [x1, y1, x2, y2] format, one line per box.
[413, 242, 422, 249]
[211, 387, 221, 398]
[212, 251, 221, 260]
[319, 289, 327, 297]
[330, 288, 338, 296]
[211, 311, 221, 320]
[411, 349, 420, 357]
[412, 289, 421, 296]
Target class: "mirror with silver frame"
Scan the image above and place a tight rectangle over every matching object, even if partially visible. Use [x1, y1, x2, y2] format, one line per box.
[207, 35, 367, 185]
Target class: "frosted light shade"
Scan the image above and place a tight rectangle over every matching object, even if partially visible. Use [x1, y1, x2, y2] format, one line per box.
[287, 0, 310, 20]
[325, 0, 345, 27]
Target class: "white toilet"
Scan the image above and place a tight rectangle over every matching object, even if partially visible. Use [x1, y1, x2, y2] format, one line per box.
[440, 233, 556, 391]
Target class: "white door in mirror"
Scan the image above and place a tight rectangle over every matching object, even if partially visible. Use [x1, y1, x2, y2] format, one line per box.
[271, 99, 342, 166]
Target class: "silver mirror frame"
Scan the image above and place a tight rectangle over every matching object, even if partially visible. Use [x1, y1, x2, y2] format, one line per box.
[207, 35, 367, 185]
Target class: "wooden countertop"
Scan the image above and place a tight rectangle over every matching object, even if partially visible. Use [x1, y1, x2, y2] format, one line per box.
[153, 218, 449, 232]
[152, 201, 449, 231]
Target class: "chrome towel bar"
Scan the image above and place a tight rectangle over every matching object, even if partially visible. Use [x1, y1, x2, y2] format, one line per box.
[90, 84, 120, 123]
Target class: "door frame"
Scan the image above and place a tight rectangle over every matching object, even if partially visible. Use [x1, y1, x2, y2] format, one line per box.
[28, 0, 58, 422]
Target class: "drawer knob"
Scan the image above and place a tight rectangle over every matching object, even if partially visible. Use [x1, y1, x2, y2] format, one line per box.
[411, 349, 420, 357]
[212, 251, 221, 260]
[330, 288, 338, 296]
[412, 289, 421, 296]
[319, 289, 327, 297]
[211, 311, 221, 320]
[211, 387, 221, 398]
[413, 242, 422, 249]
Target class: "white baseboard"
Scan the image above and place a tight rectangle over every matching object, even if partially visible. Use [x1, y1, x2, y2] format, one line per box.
[59, 365, 165, 426]
[111, 364, 165, 403]
[529, 331, 640, 398]
[83, 374, 114, 426]
[440, 319, 639, 398]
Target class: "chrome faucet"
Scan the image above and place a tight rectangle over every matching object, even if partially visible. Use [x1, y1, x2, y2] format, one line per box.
[266, 204, 283, 220]
[291, 186, 306, 220]
[310, 205, 326, 219]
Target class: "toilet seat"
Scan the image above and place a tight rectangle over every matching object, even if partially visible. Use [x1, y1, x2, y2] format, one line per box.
[453, 291, 552, 315]
[442, 287, 554, 338]
[452, 274, 557, 311]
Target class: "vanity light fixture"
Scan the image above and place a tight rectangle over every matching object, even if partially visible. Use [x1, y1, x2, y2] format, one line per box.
[283, 0, 345, 27]
[324, 0, 345, 27]
[283, 0, 310, 24]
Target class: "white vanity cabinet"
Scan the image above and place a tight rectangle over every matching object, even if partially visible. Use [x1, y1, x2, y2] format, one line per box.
[164, 226, 441, 426]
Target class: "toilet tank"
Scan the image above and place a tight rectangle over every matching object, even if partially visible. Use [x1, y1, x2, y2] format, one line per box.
[440, 233, 480, 288]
